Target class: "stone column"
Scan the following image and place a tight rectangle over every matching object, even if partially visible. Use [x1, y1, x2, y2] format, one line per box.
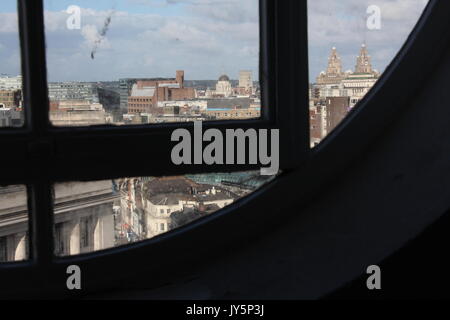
[93, 215, 101, 251]
[13, 232, 27, 261]
[69, 220, 80, 255]
[94, 210, 114, 251]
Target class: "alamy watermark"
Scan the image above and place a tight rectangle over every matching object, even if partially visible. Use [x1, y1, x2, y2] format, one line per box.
[366, 265, 382, 290]
[66, 5, 81, 30]
[367, 5, 382, 30]
[66, 265, 81, 290]
[171, 121, 279, 176]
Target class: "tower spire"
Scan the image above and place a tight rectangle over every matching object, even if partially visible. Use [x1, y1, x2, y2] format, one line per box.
[316, 47, 346, 85]
[355, 44, 373, 74]
[326, 47, 343, 76]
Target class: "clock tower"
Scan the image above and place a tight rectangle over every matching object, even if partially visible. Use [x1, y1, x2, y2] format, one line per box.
[355, 44, 373, 74]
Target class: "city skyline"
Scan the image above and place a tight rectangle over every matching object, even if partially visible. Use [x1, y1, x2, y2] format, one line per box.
[0, 0, 428, 82]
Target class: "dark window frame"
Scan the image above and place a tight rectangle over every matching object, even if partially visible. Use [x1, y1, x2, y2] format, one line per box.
[0, 0, 309, 296]
[0, 0, 446, 298]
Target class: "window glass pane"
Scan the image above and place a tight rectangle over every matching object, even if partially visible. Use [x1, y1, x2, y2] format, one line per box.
[0, 1, 24, 128]
[53, 172, 276, 256]
[44, 0, 261, 127]
[308, 0, 429, 147]
[0, 186, 29, 262]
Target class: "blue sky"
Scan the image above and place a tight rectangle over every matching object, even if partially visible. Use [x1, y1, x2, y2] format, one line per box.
[0, 0, 428, 82]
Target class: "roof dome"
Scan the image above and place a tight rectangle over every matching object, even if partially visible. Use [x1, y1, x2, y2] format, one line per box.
[218, 74, 230, 81]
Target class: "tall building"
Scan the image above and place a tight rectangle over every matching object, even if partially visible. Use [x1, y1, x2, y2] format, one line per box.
[326, 96, 350, 133]
[314, 44, 380, 106]
[310, 103, 327, 147]
[239, 70, 253, 89]
[176, 70, 185, 89]
[316, 47, 348, 85]
[128, 84, 154, 114]
[355, 44, 373, 74]
[124, 71, 195, 115]
[342, 44, 380, 106]
[215, 75, 233, 97]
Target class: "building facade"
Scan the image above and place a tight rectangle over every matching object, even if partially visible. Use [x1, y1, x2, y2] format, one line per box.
[50, 100, 108, 126]
[0, 181, 118, 262]
[316, 47, 348, 85]
[0, 75, 22, 90]
[126, 71, 196, 115]
[48, 82, 99, 103]
[0, 90, 21, 108]
[239, 70, 253, 90]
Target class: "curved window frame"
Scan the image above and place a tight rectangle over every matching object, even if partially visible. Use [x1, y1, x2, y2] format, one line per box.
[0, 0, 447, 297]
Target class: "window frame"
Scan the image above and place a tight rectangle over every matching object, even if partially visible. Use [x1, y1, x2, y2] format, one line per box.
[0, 0, 308, 184]
[0, 0, 308, 296]
[0, 0, 445, 298]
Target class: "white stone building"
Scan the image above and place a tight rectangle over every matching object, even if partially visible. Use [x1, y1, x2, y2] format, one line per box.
[0, 75, 22, 90]
[0, 181, 119, 262]
[215, 75, 233, 97]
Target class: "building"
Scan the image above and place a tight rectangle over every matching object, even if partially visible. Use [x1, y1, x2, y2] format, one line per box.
[0, 90, 21, 108]
[0, 75, 22, 90]
[326, 96, 350, 133]
[341, 44, 380, 106]
[204, 108, 260, 120]
[0, 181, 118, 262]
[50, 100, 108, 126]
[310, 103, 327, 147]
[126, 71, 196, 115]
[127, 84, 154, 114]
[239, 70, 253, 90]
[142, 176, 236, 238]
[0, 186, 28, 262]
[215, 75, 233, 97]
[48, 82, 99, 103]
[0, 107, 23, 127]
[53, 181, 118, 256]
[157, 100, 208, 111]
[312, 44, 381, 144]
[206, 97, 252, 109]
[316, 47, 348, 85]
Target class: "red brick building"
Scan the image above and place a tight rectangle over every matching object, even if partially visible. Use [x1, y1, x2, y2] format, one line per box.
[128, 71, 195, 114]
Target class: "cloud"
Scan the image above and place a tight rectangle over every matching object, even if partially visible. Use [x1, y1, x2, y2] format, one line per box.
[0, 0, 429, 83]
[0, 13, 18, 33]
[39, 1, 261, 81]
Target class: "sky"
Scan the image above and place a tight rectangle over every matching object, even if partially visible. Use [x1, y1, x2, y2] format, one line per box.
[0, 0, 429, 82]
